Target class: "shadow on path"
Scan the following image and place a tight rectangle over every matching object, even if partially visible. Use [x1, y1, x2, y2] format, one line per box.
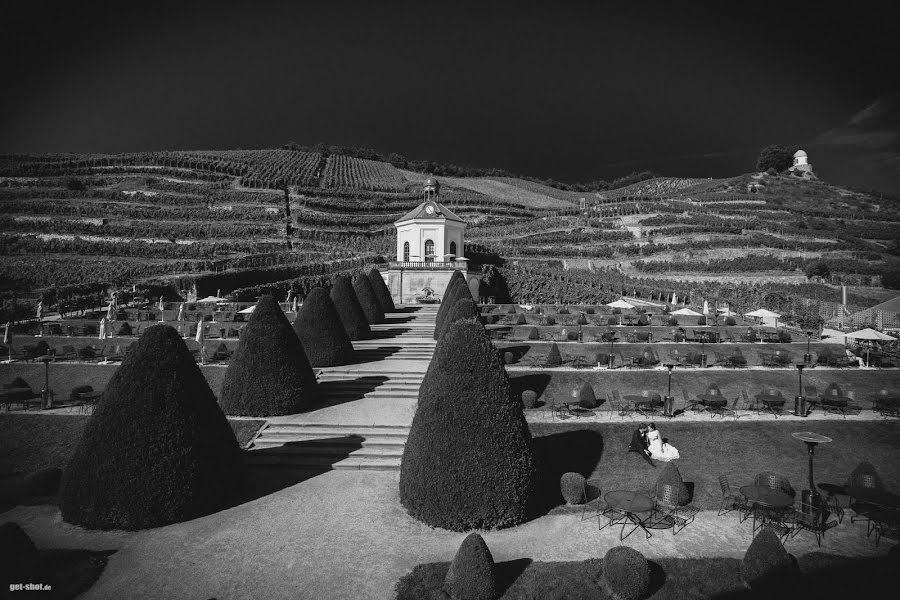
[530, 429, 605, 518]
[313, 376, 390, 409]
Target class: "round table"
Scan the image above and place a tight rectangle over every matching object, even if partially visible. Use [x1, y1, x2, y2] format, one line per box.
[697, 394, 727, 407]
[740, 485, 793, 508]
[605, 490, 657, 540]
[844, 487, 900, 509]
[756, 394, 787, 414]
[623, 395, 662, 416]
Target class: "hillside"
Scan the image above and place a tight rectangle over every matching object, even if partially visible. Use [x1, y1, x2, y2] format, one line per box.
[1, 149, 898, 323]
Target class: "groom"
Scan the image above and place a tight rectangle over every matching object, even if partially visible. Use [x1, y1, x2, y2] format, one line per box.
[627, 423, 655, 467]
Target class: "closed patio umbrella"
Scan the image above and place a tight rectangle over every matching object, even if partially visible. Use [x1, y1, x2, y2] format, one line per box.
[106, 301, 115, 321]
[176, 303, 185, 322]
[196, 321, 206, 364]
[36, 300, 43, 320]
[99, 317, 107, 340]
[3, 321, 11, 363]
[702, 300, 709, 315]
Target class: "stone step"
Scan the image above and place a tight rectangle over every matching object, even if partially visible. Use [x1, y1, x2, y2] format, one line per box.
[249, 443, 404, 457]
[245, 454, 400, 471]
[252, 434, 405, 448]
[260, 423, 411, 436]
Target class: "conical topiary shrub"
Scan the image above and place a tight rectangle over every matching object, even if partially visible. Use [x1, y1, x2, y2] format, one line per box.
[577, 381, 598, 409]
[434, 270, 467, 340]
[545, 342, 562, 367]
[527, 327, 539, 340]
[655, 462, 689, 504]
[400, 319, 536, 531]
[330, 275, 371, 340]
[220, 295, 318, 416]
[367, 268, 395, 313]
[59, 324, 241, 530]
[439, 298, 480, 341]
[515, 313, 527, 325]
[352, 273, 385, 325]
[444, 533, 498, 600]
[740, 528, 798, 590]
[576, 313, 588, 325]
[292, 287, 354, 367]
[434, 278, 471, 340]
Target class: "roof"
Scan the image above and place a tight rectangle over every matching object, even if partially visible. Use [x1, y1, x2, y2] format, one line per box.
[868, 296, 900, 314]
[394, 200, 465, 224]
[794, 149, 808, 157]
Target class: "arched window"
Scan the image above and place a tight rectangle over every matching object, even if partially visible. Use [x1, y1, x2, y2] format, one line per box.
[424, 239, 434, 263]
[449, 241, 457, 257]
[403, 241, 410, 262]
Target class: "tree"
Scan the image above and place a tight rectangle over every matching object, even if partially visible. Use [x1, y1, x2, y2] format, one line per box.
[434, 270, 467, 340]
[881, 266, 900, 289]
[399, 319, 536, 531]
[292, 287, 354, 367]
[755, 145, 796, 173]
[330, 274, 371, 340]
[367, 267, 395, 312]
[220, 295, 319, 416]
[59, 324, 241, 530]
[805, 261, 831, 281]
[352, 273, 385, 324]
[793, 302, 824, 333]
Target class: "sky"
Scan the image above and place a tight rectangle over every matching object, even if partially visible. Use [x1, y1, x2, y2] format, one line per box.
[2, 0, 898, 193]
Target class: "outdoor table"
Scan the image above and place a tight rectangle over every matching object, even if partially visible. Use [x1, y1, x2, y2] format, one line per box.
[604, 490, 658, 540]
[844, 488, 900, 509]
[741, 485, 794, 534]
[697, 394, 727, 408]
[75, 390, 102, 413]
[872, 394, 900, 417]
[623, 395, 662, 417]
[755, 393, 787, 416]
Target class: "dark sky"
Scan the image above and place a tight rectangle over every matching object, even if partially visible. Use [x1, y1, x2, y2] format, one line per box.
[2, 0, 899, 192]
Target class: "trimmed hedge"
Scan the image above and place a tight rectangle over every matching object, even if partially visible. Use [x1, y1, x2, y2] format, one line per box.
[600, 546, 650, 600]
[576, 313, 588, 325]
[434, 271, 467, 340]
[400, 319, 536, 531]
[740, 527, 799, 590]
[352, 272, 385, 325]
[367, 267, 395, 313]
[515, 313, 527, 325]
[434, 278, 471, 341]
[560, 472, 586, 505]
[577, 382, 598, 409]
[527, 327, 539, 340]
[220, 295, 318, 416]
[292, 287, 354, 367]
[655, 462, 689, 504]
[442, 298, 480, 342]
[59, 324, 241, 530]
[522, 390, 538, 408]
[330, 274, 371, 340]
[445, 533, 497, 600]
[546, 342, 562, 367]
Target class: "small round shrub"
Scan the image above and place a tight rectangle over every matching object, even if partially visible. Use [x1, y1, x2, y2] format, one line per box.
[655, 462, 689, 504]
[352, 273, 385, 325]
[545, 316, 556, 325]
[293, 287, 354, 367]
[546, 342, 562, 367]
[367, 267, 395, 313]
[522, 390, 538, 409]
[560, 472, 586, 505]
[34, 341, 51, 357]
[607, 317, 617, 325]
[725, 316, 737, 326]
[558, 307, 569, 315]
[515, 313, 527, 325]
[506, 304, 517, 314]
[740, 528, 798, 590]
[117, 322, 133, 336]
[577, 382, 597, 409]
[330, 275, 371, 340]
[668, 317, 678, 326]
[585, 307, 595, 315]
[220, 295, 319, 416]
[444, 533, 497, 600]
[25, 467, 62, 497]
[503, 351, 515, 365]
[527, 327, 539, 340]
[566, 331, 579, 341]
[600, 546, 650, 600]
[697, 316, 707, 325]
[594, 352, 610, 366]
[70, 384, 93, 402]
[778, 329, 792, 343]
[0, 522, 43, 585]
[637, 314, 649, 326]
[576, 314, 588, 325]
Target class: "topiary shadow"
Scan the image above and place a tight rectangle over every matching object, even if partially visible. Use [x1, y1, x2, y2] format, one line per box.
[234, 435, 365, 505]
[530, 428, 605, 517]
[508, 373, 552, 401]
[350, 345, 403, 363]
[367, 328, 412, 340]
[496, 558, 533, 597]
[312, 376, 390, 409]
[500, 344, 532, 362]
[648, 559, 667, 597]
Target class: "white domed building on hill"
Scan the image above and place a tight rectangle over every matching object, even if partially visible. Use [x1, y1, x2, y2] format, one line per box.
[380, 178, 473, 304]
[789, 149, 817, 179]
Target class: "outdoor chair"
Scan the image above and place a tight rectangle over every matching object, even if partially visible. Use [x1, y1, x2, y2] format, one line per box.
[848, 469, 883, 525]
[55, 345, 76, 361]
[683, 389, 703, 414]
[1, 378, 40, 411]
[610, 390, 633, 419]
[48, 323, 63, 336]
[727, 350, 747, 367]
[582, 477, 625, 530]
[754, 471, 795, 498]
[868, 509, 900, 546]
[653, 482, 699, 535]
[718, 475, 749, 521]
[804, 385, 820, 414]
[742, 390, 760, 412]
[640, 347, 659, 367]
[790, 498, 838, 547]
[718, 395, 746, 419]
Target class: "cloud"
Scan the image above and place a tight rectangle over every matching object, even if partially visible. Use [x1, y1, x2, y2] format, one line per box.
[815, 95, 900, 151]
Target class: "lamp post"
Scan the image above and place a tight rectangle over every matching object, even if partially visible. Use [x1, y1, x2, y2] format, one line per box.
[39, 355, 54, 409]
[804, 331, 812, 366]
[794, 363, 807, 417]
[608, 334, 615, 370]
[664, 363, 675, 417]
[700, 338, 707, 368]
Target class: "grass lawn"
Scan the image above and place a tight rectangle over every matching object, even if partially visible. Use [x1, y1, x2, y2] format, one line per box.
[529, 421, 900, 512]
[0, 413, 265, 476]
[395, 552, 896, 599]
[511, 369, 900, 412]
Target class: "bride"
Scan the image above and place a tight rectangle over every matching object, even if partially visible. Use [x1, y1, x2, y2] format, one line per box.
[646, 423, 680, 461]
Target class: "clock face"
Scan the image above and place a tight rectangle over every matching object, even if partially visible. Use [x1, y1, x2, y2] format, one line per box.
[425, 204, 435, 215]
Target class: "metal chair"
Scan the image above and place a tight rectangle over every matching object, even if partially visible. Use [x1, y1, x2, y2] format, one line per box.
[718, 474, 749, 521]
[790, 498, 838, 546]
[653, 482, 699, 535]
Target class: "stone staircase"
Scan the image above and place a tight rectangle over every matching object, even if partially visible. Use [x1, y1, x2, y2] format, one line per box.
[245, 306, 435, 472]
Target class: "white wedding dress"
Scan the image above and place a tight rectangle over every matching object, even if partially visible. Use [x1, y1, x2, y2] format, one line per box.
[647, 430, 680, 461]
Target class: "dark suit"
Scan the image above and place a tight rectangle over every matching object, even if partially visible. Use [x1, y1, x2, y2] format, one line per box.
[628, 427, 655, 466]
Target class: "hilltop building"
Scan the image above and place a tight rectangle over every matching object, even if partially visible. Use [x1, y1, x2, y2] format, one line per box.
[382, 178, 472, 304]
[789, 149, 817, 179]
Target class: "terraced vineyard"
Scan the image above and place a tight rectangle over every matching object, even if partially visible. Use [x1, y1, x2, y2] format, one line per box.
[1, 149, 898, 325]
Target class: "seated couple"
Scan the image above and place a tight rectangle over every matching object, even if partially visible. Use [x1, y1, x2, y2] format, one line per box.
[628, 423, 680, 463]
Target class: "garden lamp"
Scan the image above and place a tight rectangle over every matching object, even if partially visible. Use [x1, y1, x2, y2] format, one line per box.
[805, 332, 812, 366]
